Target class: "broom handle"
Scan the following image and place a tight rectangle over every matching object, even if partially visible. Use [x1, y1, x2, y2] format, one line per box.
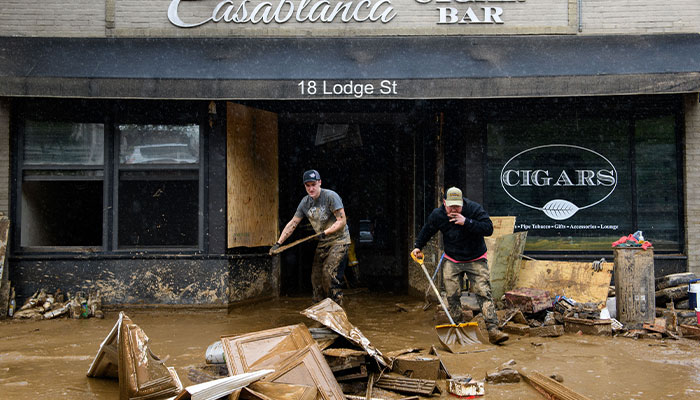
[419, 262, 456, 325]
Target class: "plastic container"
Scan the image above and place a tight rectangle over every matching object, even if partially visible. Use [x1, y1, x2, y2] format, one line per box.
[205, 341, 225, 364]
[688, 279, 700, 310]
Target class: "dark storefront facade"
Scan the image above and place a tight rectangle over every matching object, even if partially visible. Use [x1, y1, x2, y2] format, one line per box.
[1, 2, 700, 306]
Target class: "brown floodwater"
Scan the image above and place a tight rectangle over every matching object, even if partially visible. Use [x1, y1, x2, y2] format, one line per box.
[1, 292, 700, 399]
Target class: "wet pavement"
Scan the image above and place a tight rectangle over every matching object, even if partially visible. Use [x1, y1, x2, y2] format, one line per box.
[1, 291, 700, 399]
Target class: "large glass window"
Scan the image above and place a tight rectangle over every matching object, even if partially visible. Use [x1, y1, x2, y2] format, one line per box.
[20, 121, 104, 248]
[486, 108, 681, 252]
[17, 104, 203, 252]
[117, 124, 200, 248]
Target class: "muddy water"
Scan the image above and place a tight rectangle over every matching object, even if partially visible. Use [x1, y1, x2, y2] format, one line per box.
[1, 292, 700, 399]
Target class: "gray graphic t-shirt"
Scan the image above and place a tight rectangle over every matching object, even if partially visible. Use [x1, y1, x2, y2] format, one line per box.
[295, 189, 351, 246]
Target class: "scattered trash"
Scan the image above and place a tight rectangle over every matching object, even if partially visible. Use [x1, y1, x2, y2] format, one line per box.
[301, 298, 389, 367]
[611, 232, 652, 249]
[447, 376, 484, 397]
[485, 369, 520, 384]
[12, 288, 103, 320]
[375, 373, 440, 396]
[504, 288, 551, 314]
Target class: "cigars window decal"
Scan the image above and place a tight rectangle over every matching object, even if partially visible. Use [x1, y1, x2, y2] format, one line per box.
[500, 144, 618, 221]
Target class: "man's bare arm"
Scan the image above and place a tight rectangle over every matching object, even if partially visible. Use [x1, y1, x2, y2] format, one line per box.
[277, 216, 302, 244]
[324, 208, 347, 235]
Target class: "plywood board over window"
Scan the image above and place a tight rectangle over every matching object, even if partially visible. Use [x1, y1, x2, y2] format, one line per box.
[227, 103, 279, 248]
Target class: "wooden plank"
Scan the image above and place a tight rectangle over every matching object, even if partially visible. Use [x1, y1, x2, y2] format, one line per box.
[520, 371, 592, 400]
[488, 216, 516, 238]
[487, 231, 528, 302]
[227, 103, 278, 248]
[515, 260, 612, 304]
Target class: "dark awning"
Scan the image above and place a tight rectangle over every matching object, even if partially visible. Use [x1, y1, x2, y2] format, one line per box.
[1, 34, 700, 100]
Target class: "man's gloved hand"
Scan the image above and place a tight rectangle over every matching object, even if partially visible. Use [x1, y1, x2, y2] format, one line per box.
[269, 242, 281, 255]
[318, 231, 327, 240]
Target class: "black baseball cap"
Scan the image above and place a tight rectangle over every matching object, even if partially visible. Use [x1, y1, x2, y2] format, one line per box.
[303, 169, 321, 183]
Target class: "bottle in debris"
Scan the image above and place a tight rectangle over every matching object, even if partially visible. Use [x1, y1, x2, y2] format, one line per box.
[88, 290, 103, 319]
[54, 288, 64, 304]
[69, 293, 82, 319]
[8, 287, 15, 317]
[80, 292, 89, 318]
[19, 290, 39, 312]
[42, 294, 55, 311]
[43, 302, 70, 319]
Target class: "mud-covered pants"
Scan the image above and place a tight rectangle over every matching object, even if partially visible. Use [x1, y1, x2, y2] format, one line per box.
[443, 259, 499, 329]
[311, 243, 349, 304]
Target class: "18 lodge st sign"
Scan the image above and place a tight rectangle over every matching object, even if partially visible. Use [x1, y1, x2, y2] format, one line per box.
[167, 0, 526, 27]
[500, 144, 618, 221]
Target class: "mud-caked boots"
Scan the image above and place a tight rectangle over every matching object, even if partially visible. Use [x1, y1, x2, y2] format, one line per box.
[330, 289, 344, 307]
[488, 327, 509, 345]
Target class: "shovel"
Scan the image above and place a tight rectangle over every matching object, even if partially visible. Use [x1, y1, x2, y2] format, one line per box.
[411, 252, 484, 353]
[270, 232, 323, 255]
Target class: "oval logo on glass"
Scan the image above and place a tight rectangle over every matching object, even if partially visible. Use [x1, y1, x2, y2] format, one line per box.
[500, 144, 617, 220]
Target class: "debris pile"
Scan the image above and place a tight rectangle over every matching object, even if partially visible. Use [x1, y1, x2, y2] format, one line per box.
[11, 288, 103, 320]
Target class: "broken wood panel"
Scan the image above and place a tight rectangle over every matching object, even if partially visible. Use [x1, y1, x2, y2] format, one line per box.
[488, 216, 516, 238]
[487, 231, 528, 302]
[241, 381, 317, 400]
[227, 102, 278, 248]
[260, 343, 346, 400]
[221, 324, 315, 376]
[516, 260, 613, 304]
[374, 374, 438, 396]
[521, 371, 593, 400]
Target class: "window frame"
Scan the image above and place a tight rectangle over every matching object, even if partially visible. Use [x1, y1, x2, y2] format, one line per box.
[11, 99, 208, 255]
[482, 95, 685, 254]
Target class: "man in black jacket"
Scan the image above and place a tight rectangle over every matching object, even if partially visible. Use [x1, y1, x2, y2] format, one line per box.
[411, 187, 508, 344]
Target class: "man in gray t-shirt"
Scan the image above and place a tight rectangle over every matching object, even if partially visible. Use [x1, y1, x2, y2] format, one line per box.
[270, 170, 350, 305]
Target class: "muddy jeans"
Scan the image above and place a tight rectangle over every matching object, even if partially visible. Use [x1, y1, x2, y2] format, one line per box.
[311, 243, 349, 304]
[443, 259, 499, 329]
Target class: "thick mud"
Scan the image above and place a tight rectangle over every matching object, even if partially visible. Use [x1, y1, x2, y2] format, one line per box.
[1, 292, 700, 399]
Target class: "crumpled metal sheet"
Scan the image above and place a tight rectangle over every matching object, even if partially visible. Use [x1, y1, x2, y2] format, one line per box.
[301, 298, 388, 368]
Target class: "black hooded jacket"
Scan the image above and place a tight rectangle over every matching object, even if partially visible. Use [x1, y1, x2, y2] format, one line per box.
[413, 197, 493, 262]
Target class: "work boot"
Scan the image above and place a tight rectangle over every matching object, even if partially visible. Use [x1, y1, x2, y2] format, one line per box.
[488, 328, 509, 345]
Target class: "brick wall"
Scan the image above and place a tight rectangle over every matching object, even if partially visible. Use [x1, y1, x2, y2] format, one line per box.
[685, 94, 700, 275]
[0, 100, 9, 216]
[0, 0, 105, 37]
[582, 0, 700, 33]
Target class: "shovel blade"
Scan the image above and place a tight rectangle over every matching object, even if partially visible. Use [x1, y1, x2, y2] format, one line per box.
[436, 323, 487, 353]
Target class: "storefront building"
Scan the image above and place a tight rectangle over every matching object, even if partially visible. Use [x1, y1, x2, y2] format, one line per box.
[1, 1, 700, 306]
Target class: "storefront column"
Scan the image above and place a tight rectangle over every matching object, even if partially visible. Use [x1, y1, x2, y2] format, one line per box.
[684, 93, 700, 276]
[0, 99, 9, 215]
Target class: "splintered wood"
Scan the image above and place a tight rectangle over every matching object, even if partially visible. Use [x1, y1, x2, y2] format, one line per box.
[521, 371, 592, 400]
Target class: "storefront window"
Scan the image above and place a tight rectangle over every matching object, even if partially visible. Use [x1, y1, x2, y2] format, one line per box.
[17, 105, 203, 252]
[20, 121, 104, 247]
[117, 124, 200, 248]
[486, 113, 680, 252]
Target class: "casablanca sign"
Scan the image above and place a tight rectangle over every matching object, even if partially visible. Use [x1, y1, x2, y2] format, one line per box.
[500, 144, 618, 221]
[167, 0, 526, 27]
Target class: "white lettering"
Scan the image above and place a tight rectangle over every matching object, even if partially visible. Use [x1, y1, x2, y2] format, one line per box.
[597, 169, 615, 186]
[438, 7, 458, 24]
[554, 170, 573, 186]
[169, 0, 396, 27]
[532, 170, 551, 186]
